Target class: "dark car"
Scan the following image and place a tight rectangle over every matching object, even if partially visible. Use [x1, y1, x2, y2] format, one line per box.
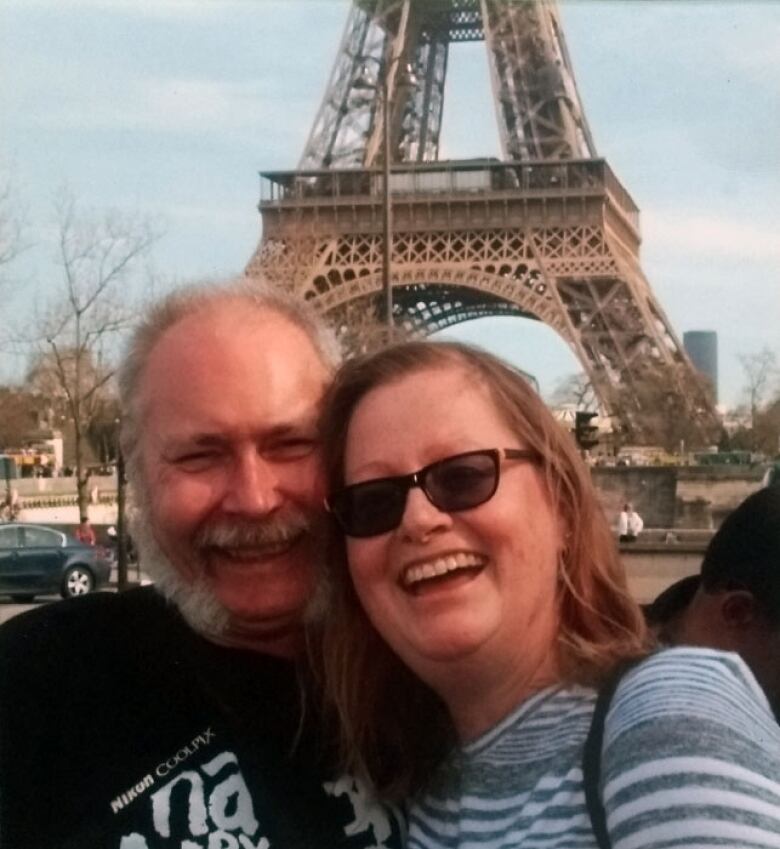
[0, 523, 112, 602]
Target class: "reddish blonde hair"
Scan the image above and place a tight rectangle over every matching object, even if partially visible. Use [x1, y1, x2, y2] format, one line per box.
[311, 341, 648, 799]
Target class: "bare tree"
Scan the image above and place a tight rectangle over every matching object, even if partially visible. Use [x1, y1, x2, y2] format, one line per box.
[26, 347, 111, 463]
[0, 169, 26, 288]
[0, 170, 29, 369]
[86, 397, 122, 465]
[29, 188, 160, 516]
[550, 371, 598, 411]
[0, 387, 44, 448]
[739, 347, 779, 435]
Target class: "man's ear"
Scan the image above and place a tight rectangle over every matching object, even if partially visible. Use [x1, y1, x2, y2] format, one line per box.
[720, 591, 759, 629]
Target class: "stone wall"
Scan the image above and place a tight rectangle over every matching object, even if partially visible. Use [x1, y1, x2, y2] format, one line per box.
[593, 467, 677, 529]
[620, 544, 704, 604]
[675, 468, 765, 527]
[9, 468, 768, 532]
[592, 465, 765, 530]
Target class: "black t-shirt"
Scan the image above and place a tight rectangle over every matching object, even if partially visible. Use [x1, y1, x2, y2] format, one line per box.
[0, 587, 403, 849]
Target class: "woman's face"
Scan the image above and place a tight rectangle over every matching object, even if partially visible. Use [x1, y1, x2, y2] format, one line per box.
[342, 365, 564, 687]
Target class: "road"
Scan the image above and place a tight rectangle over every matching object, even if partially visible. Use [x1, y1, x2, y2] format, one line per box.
[0, 564, 148, 625]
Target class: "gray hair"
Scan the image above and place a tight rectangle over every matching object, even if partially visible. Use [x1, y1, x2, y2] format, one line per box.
[118, 275, 341, 469]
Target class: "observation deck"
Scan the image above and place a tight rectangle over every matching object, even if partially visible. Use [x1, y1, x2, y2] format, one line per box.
[259, 158, 641, 260]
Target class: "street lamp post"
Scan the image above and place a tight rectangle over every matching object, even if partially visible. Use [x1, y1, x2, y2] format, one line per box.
[1, 456, 11, 521]
[356, 56, 416, 343]
[381, 72, 393, 342]
[114, 419, 129, 592]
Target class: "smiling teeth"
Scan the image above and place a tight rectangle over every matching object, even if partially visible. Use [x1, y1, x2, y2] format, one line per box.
[403, 552, 485, 587]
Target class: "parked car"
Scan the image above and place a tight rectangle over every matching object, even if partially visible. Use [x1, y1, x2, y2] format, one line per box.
[0, 523, 112, 602]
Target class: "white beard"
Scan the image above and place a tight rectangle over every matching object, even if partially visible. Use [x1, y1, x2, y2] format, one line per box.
[128, 490, 231, 639]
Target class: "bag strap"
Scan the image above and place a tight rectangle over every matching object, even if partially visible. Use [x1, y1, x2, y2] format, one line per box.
[582, 660, 639, 849]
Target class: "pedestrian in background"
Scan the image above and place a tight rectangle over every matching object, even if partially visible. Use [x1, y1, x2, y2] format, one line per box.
[617, 502, 643, 542]
[74, 515, 96, 546]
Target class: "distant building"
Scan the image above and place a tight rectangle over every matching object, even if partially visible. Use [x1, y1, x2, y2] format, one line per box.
[683, 330, 718, 403]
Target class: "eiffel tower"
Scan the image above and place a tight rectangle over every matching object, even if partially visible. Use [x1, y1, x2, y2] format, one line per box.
[247, 0, 720, 446]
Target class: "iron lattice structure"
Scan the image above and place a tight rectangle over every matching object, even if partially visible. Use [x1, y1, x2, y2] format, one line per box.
[247, 0, 720, 446]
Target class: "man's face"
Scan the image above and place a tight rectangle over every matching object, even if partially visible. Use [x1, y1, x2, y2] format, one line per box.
[135, 302, 331, 655]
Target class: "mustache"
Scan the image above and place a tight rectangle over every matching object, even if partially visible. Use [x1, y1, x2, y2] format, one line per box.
[192, 509, 314, 550]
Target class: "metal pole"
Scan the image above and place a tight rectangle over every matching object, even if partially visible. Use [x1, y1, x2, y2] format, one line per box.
[115, 445, 128, 591]
[382, 71, 393, 342]
[2, 457, 10, 521]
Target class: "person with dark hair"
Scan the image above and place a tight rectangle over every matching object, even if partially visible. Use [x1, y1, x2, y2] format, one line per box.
[650, 487, 780, 719]
[0, 279, 401, 849]
[314, 340, 780, 847]
[642, 572, 700, 638]
[74, 515, 96, 546]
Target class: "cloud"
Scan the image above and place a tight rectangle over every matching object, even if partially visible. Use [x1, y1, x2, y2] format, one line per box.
[643, 210, 780, 263]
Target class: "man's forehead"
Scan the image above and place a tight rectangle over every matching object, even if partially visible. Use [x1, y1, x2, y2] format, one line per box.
[143, 305, 328, 384]
[137, 303, 330, 439]
[157, 302, 312, 351]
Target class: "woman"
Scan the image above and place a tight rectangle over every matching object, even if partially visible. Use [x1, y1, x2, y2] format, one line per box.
[315, 341, 780, 847]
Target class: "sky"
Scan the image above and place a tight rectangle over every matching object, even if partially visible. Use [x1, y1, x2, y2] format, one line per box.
[1, 0, 779, 407]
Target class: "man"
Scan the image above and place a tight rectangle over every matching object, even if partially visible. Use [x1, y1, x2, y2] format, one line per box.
[0, 280, 402, 849]
[645, 486, 780, 720]
[617, 502, 643, 542]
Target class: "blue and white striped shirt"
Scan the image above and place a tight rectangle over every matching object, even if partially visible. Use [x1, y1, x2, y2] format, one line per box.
[406, 648, 780, 848]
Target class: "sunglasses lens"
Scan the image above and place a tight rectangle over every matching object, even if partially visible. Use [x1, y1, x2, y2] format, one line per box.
[331, 479, 407, 537]
[330, 450, 503, 537]
[426, 452, 498, 511]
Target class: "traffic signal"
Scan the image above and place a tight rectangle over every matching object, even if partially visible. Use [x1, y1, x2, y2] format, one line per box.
[574, 411, 599, 450]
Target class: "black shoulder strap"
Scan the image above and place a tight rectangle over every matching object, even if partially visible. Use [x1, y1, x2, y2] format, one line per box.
[582, 660, 639, 849]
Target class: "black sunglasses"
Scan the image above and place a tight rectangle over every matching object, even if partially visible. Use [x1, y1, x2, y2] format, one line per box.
[326, 448, 539, 538]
